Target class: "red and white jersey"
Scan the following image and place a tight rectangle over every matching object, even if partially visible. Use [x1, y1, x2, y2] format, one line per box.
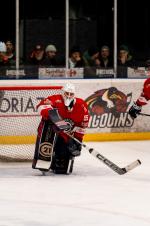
[136, 78, 150, 106]
[37, 94, 90, 141]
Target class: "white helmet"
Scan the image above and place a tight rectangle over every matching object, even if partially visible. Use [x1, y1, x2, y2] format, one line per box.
[0, 42, 6, 52]
[63, 83, 75, 93]
[62, 83, 75, 108]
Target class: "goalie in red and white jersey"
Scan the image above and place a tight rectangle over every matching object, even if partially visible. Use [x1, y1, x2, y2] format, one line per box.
[38, 82, 90, 145]
[129, 78, 150, 118]
[32, 82, 90, 174]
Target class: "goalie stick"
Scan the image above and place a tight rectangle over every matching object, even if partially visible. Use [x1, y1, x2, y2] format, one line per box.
[65, 133, 141, 175]
[48, 108, 141, 175]
[139, 112, 150, 117]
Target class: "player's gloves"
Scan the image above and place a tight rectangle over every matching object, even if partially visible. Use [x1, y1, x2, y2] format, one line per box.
[128, 103, 142, 119]
[68, 139, 82, 157]
[48, 108, 71, 132]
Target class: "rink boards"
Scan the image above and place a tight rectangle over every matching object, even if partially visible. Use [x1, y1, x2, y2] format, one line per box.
[0, 79, 150, 144]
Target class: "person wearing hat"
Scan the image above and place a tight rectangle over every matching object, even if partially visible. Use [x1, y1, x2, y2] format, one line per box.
[118, 44, 134, 67]
[83, 46, 100, 67]
[68, 45, 85, 68]
[42, 44, 60, 66]
[28, 44, 45, 65]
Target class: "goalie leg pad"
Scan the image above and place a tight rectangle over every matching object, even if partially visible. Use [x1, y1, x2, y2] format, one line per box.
[50, 136, 74, 174]
[32, 120, 57, 171]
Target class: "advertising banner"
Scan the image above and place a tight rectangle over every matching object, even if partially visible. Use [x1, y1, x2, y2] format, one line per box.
[38, 68, 84, 79]
[0, 79, 150, 137]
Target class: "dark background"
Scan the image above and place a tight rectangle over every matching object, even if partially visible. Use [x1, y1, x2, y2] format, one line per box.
[1, 0, 150, 61]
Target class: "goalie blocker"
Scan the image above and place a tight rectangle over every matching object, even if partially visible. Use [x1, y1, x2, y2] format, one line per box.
[32, 109, 78, 174]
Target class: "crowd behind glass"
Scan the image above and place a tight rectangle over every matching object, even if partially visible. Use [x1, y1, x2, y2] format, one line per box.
[0, 40, 149, 79]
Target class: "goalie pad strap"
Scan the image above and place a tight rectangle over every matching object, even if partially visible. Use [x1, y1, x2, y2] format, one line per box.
[72, 126, 85, 134]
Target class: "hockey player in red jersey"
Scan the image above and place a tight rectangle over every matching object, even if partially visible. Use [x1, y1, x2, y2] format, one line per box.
[129, 78, 150, 118]
[32, 83, 90, 174]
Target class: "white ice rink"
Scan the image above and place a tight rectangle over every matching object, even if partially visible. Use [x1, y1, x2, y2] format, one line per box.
[0, 140, 150, 226]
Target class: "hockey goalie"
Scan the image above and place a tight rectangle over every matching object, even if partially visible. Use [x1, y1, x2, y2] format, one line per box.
[32, 83, 90, 174]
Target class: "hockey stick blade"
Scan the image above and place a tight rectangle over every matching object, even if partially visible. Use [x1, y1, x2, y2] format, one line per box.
[88, 148, 141, 175]
[121, 159, 141, 175]
[65, 132, 141, 175]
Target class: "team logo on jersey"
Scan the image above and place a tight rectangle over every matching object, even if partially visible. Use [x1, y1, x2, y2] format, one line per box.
[85, 87, 133, 128]
[64, 118, 74, 132]
[39, 142, 53, 157]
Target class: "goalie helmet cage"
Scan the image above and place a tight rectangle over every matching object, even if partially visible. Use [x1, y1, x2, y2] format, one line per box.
[0, 85, 62, 162]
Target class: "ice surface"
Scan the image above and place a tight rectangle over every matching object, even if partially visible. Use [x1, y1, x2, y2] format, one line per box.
[0, 140, 150, 226]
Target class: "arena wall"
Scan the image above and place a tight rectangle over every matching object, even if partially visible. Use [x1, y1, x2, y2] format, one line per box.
[0, 79, 150, 143]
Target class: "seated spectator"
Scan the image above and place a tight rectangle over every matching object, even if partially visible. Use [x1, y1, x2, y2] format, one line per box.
[83, 46, 100, 67]
[42, 44, 60, 67]
[117, 45, 136, 78]
[99, 45, 113, 68]
[5, 40, 16, 65]
[0, 41, 9, 66]
[118, 45, 134, 67]
[144, 59, 150, 76]
[69, 46, 85, 68]
[28, 44, 45, 65]
[145, 59, 150, 69]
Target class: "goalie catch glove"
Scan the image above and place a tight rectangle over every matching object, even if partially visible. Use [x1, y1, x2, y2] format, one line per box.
[128, 102, 142, 119]
[68, 139, 82, 157]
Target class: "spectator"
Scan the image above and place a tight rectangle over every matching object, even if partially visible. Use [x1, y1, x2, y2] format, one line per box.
[69, 46, 85, 68]
[99, 45, 113, 68]
[83, 46, 100, 67]
[0, 41, 9, 66]
[118, 45, 134, 67]
[145, 59, 150, 70]
[144, 59, 150, 76]
[5, 40, 16, 65]
[28, 44, 45, 65]
[42, 44, 60, 67]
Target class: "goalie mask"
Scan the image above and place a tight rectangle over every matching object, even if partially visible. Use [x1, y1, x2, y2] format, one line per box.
[62, 83, 75, 109]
